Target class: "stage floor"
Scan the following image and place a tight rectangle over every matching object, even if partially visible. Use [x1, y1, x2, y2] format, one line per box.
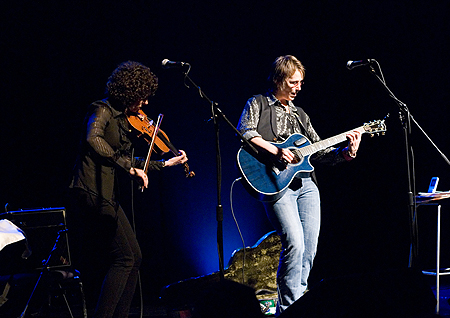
[1, 274, 450, 317]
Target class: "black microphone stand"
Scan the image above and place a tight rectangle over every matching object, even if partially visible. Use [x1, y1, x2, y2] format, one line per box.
[178, 65, 258, 280]
[366, 60, 450, 268]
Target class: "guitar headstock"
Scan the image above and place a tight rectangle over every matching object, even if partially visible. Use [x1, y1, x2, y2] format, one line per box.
[363, 119, 387, 137]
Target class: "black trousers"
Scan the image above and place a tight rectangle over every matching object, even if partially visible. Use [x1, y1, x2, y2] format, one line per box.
[69, 188, 142, 318]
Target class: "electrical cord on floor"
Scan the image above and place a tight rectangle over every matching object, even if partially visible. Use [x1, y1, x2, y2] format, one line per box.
[230, 176, 246, 284]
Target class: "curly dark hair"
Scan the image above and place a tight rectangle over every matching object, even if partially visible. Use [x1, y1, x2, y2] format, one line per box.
[106, 61, 158, 109]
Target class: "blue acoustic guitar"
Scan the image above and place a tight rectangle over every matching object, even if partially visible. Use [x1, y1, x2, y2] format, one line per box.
[237, 119, 387, 202]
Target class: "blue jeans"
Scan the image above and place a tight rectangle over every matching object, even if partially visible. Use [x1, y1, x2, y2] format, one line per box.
[263, 177, 321, 315]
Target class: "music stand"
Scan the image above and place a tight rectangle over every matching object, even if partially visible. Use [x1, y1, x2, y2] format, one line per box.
[0, 208, 86, 318]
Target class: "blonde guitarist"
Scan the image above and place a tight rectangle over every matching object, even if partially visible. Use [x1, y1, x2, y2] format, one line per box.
[237, 55, 361, 316]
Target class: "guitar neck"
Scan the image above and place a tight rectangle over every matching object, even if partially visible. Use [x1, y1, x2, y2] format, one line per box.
[299, 126, 365, 157]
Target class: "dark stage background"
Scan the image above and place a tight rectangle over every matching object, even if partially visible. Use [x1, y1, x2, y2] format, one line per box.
[1, 0, 450, 304]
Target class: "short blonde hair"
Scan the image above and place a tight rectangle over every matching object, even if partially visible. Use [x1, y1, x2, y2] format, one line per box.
[268, 55, 305, 91]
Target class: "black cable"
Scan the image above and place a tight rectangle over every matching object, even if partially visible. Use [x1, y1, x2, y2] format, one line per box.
[130, 149, 144, 318]
[230, 177, 246, 284]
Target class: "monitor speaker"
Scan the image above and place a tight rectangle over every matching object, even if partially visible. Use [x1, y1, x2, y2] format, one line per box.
[0, 207, 70, 273]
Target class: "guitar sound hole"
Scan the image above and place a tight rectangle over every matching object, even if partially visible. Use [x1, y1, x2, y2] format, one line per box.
[290, 149, 302, 164]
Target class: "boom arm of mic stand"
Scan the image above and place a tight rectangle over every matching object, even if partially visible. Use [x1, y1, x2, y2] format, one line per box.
[409, 115, 450, 166]
[368, 65, 450, 166]
[370, 66, 450, 165]
[182, 72, 259, 155]
[182, 71, 258, 280]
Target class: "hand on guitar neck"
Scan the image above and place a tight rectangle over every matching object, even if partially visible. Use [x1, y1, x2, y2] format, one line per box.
[344, 130, 362, 159]
[238, 119, 386, 201]
[250, 128, 362, 166]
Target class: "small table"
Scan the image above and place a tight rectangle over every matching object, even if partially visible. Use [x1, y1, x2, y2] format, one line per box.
[417, 191, 450, 314]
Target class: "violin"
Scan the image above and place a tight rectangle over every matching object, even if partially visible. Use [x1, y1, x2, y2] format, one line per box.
[126, 109, 195, 178]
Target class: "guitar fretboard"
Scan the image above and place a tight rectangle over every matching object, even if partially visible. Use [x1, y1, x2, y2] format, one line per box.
[298, 126, 365, 157]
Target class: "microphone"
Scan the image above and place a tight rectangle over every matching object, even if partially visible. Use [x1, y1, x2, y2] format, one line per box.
[346, 59, 375, 70]
[161, 59, 190, 69]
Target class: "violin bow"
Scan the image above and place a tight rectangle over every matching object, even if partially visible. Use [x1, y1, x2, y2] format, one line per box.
[141, 113, 164, 192]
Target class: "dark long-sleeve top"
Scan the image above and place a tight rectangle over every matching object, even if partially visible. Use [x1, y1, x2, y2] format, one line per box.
[70, 99, 164, 204]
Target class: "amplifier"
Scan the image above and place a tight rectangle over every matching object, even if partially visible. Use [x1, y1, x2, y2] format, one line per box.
[0, 207, 71, 272]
